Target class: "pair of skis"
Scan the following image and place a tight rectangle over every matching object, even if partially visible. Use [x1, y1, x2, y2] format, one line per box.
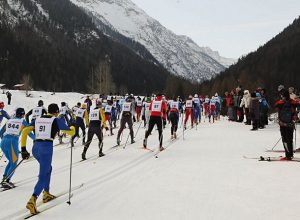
[2, 183, 84, 219]
[243, 155, 300, 162]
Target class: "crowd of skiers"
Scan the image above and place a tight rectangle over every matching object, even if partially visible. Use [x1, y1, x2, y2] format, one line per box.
[0, 87, 299, 215]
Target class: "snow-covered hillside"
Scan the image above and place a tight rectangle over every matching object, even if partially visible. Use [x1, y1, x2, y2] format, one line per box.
[70, 0, 235, 82]
[0, 90, 300, 220]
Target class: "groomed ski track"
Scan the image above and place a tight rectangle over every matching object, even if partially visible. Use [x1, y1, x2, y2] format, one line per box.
[0, 92, 300, 219]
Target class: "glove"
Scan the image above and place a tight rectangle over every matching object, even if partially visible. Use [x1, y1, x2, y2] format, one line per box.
[105, 127, 109, 131]
[21, 147, 30, 160]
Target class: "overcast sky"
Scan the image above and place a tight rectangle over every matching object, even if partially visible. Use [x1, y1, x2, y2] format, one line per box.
[131, 0, 300, 59]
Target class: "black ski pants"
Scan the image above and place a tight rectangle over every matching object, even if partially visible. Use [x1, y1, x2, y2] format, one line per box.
[145, 116, 163, 147]
[280, 125, 294, 158]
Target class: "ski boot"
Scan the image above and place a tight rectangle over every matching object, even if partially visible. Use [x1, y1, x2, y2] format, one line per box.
[43, 191, 56, 203]
[82, 147, 88, 160]
[26, 195, 38, 215]
[143, 138, 147, 148]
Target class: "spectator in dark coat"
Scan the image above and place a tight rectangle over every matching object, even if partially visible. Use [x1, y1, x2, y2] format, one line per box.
[249, 92, 260, 130]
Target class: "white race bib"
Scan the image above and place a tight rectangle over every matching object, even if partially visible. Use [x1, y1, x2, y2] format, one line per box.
[151, 101, 162, 112]
[193, 98, 200, 104]
[32, 107, 43, 119]
[105, 105, 112, 113]
[35, 117, 55, 140]
[60, 106, 67, 115]
[123, 102, 131, 112]
[89, 109, 100, 121]
[137, 100, 142, 107]
[76, 108, 85, 118]
[171, 101, 179, 110]
[5, 118, 23, 135]
[186, 100, 193, 108]
[145, 103, 151, 111]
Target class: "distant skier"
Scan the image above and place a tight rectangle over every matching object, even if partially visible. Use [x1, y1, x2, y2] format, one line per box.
[169, 97, 180, 139]
[184, 95, 195, 129]
[116, 96, 135, 145]
[71, 103, 89, 147]
[6, 91, 12, 105]
[143, 94, 167, 151]
[25, 100, 47, 123]
[82, 100, 108, 160]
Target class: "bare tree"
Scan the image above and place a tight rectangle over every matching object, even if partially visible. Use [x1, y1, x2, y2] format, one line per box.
[22, 74, 32, 96]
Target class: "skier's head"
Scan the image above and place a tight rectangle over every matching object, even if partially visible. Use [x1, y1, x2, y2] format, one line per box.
[81, 103, 87, 109]
[0, 101, 4, 109]
[38, 100, 44, 107]
[156, 93, 163, 101]
[289, 87, 294, 94]
[77, 102, 81, 107]
[48, 103, 59, 115]
[96, 100, 102, 108]
[15, 108, 25, 118]
[188, 95, 193, 99]
[61, 102, 66, 107]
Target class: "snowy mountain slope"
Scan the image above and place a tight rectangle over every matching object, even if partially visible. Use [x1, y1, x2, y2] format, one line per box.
[69, 0, 235, 82]
[1, 90, 300, 219]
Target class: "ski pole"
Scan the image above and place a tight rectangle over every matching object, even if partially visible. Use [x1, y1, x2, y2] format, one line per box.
[271, 137, 282, 150]
[1, 159, 24, 183]
[67, 138, 73, 205]
[134, 121, 143, 138]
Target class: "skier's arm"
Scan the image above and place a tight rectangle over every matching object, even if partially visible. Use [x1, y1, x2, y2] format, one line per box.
[22, 120, 35, 140]
[99, 109, 108, 129]
[56, 118, 75, 136]
[20, 126, 34, 149]
[84, 110, 89, 126]
[25, 109, 33, 123]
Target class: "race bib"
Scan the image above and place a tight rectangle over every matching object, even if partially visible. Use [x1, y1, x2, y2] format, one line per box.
[5, 118, 23, 135]
[171, 101, 179, 110]
[89, 109, 100, 121]
[35, 117, 55, 140]
[186, 100, 193, 108]
[76, 108, 85, 118]
[123, 102, 131, 112]
[145, 103, 151, 111]
[137, 100, 142, 107]
[105, 105, 112, 113]
[60, 107, 67, 115]
[32, 107, 43, 118]
[193, 98, 200, 104]
[151, 101, 162, 112]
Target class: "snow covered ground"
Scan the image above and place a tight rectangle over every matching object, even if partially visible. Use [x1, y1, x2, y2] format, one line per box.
[0, 90, 300, 220]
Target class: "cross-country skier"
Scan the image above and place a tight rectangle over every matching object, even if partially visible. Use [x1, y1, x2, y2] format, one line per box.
[143, 94, 167, 151]
[0, 101, 10, 124]
[193, 94, 201, 125]
[184, 95, 195, 129]
[81, 100, 108, 160]
[169, 97, 180, 139]
[116, 96, 135, 145]
[71, 103, 89, 147]
[20, 103, 75, 215]
[0, 108, 34, 189]
[25, 100, 47, 123]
